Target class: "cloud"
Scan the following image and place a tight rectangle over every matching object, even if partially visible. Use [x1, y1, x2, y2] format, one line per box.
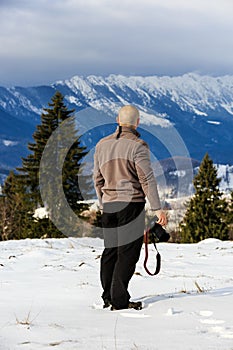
[0, 0, 233, 86]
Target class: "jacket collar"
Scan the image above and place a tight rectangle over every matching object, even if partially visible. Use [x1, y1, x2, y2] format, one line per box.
[115, 126, 140, 138]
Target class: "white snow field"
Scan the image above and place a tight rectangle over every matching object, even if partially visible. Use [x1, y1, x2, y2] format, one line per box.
[0, 237, 232, 350]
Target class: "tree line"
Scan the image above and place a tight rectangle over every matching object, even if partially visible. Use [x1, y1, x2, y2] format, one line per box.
[0, 92, 232, 242]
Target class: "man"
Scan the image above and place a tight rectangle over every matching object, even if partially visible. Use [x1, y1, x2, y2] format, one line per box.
[94, 105, 167, 310]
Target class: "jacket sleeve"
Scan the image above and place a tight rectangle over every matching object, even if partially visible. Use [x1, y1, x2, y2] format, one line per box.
[134, 141, 161, 210]
[93, 146, 104, 209]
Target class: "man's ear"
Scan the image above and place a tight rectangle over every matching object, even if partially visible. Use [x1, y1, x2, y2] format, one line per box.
[136, 118, 140, 127]
[116, 117, 119, 124]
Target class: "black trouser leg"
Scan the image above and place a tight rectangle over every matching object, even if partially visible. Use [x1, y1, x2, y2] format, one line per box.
[110, 235, 144, 309]
[100, 212, 118, 302]
[100, 247, 117, 302]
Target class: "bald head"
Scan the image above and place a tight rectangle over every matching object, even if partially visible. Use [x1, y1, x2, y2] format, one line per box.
[117, 105, 140, 128]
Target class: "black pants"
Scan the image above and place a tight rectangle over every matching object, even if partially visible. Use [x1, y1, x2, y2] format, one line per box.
[100, 202, 145, 309]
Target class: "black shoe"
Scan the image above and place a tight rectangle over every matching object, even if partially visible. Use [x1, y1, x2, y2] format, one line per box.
[128, 301, 142, 310]
[103, 298, 111, 308]
[111, 301, 142, 311]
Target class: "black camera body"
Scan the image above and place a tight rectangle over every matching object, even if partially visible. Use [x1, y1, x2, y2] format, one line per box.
[148, 220, 170, 242]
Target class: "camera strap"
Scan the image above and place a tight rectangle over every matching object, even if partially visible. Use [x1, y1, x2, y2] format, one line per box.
[143, 228, 161, 276]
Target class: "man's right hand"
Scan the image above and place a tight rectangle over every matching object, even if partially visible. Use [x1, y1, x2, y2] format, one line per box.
[155, 209, 167, 226]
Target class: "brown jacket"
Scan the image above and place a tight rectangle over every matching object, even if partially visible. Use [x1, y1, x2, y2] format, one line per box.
[93, 126, 161, 210]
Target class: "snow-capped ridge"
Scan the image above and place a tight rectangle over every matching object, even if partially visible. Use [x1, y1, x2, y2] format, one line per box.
[139, 110, 172, 128]
[1, 72, 233, 177]
[57, 72, 233, 117]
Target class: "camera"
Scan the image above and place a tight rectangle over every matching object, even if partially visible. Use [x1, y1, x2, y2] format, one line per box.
[148, 219, 170, 242]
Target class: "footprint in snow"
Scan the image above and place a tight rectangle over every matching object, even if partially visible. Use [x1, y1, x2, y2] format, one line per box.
[200, 319, 225, 325]
[120, 312, 151, 318]
[199, 310, 213, 317]
[165, 307, 182, 316]
[199, 310, 233, 339]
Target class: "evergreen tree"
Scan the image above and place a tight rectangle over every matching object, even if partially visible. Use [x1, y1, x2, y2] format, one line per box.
[0, 186, 7, 240]
[3, 92, 91, 239]
[226, 191, 233, 239]
[62, 115, 92, 211]
[180, 153, 228, 243]
[1, 171, 32, 239]
[17, 91, 72, 207]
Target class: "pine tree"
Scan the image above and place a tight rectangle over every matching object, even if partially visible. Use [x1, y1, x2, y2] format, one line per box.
[180, 153, 228, 243]
[17, 92, 71, 206]
[0, 186, 7, 240]
[62, 115, 92, 211]
[1, 171, 32, 239]
[226, 191, 233, 239]
[3, 92, 91, 239]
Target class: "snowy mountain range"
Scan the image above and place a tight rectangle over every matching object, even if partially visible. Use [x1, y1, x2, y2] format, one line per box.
[0, 73, 233, 192]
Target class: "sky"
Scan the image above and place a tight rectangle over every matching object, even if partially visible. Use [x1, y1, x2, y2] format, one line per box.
[0, 0, 233, 87]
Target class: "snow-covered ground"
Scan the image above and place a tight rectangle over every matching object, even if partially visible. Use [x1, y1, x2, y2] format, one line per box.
[0, 237, 233, 350]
